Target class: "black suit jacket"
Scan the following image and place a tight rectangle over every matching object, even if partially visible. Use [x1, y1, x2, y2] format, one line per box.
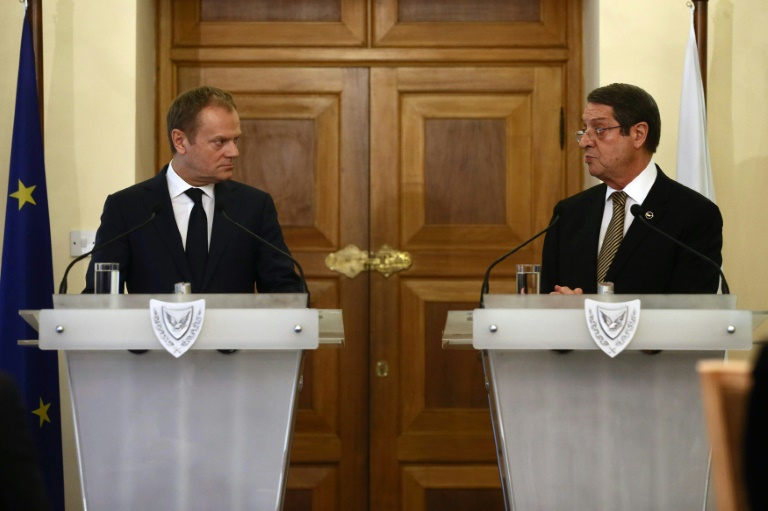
[745, 346, 768, 510]
[84, 166, 301, 294]
[541, 167, 723, 294]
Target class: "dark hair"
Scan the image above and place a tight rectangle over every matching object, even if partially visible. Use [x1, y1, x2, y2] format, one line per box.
[166, 86, 237, 154]
[586, 83, 661, 153]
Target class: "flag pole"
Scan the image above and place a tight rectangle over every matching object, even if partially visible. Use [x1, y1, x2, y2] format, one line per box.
[25, 0, 45, 132]
[693, 0, 708, 100]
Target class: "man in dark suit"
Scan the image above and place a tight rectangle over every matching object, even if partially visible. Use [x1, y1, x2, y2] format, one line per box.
[745, 345, 768, 510]
[84, 86, 301, 294]
[541, 83, 722, 294]
[0, 372, 50, 511]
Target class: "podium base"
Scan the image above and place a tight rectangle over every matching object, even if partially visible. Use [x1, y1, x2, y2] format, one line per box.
[68, 350, 302, 511]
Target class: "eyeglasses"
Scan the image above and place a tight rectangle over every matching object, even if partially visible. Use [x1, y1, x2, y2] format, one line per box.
[574, 125, 622, 143]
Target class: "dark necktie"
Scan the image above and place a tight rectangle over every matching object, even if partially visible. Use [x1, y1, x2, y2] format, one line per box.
[596, 191, 627, 284]
[185, 188, 208, 291]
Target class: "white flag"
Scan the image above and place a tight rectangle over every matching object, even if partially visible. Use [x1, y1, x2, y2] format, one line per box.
[676, 6, 715, 202]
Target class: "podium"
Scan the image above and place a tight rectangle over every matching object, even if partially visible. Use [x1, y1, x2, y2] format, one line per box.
[22, 293, 343, 511]
[443, 294, 765, 511]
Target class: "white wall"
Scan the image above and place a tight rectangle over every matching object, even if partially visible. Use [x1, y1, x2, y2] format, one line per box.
[595, 0, 768, 347]
[43, 0, 144, 289]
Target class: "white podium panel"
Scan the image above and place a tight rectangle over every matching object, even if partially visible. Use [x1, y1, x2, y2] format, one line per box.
[22, 293, 343, 511]
[485, 349, 714, 510]
[444, 294, 766, 511]
[68, 350, 301, 511]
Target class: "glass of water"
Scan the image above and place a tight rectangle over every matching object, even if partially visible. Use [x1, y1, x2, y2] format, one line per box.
[516, 264, 541, 295]
[94, 262, 120, 294]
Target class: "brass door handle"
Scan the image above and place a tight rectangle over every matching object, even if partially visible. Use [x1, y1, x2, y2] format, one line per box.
[325, 244, 412, 278]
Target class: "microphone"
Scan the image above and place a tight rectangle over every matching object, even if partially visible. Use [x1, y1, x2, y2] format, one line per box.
[216, 204, 310, 306]
[629, 204, 729, 294]
[59, 203, 163, 294]
[479, 215, 560, 307]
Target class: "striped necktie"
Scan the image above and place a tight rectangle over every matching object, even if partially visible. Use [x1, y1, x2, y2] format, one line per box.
[596, 191, 627, 284]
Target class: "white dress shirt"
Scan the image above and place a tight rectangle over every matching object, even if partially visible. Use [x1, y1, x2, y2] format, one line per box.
[167, 161, 215, 249]
[597, 160, 658, 256]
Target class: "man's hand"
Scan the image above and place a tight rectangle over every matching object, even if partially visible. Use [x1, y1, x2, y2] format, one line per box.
[551, 285, 584, 295]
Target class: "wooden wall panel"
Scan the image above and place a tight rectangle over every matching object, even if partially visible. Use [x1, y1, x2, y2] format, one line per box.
[375, 0, 565, 47]
[401, 91, 534, 249]
[423, 301, 486, 408]
[237, 118, 316, 227]
[173, 0, 364, 47]
[401, 465, 504, 511]
[234, 94, 340, 250]
[424, 119, 507, 226]
[398, 0, 538, 23]
[285, 465, 339, 511]
[201, 0, 341, 22]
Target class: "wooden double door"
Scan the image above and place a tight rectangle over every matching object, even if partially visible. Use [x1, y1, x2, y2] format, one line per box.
[158, 1, 583, 509]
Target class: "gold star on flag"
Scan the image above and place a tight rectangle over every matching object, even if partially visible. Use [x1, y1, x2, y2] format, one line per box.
[32, 397, 51, 428]
[9, 179, 37, 210]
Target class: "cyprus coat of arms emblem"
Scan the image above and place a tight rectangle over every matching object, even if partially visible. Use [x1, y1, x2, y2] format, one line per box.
[584, 298, 640, 358]
[149, 299, 206, 357]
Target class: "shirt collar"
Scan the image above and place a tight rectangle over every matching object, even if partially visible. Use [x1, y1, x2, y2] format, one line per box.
[167, 160, 216, 199]
[604, 159, 657, 204]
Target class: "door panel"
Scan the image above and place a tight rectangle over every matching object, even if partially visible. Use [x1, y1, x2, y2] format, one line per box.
[173, 66, 370, 509]
[374, 0, 566, 47]
[400, 93, 533, 246]
[172, 0, 365, 47]
[370, 65, 565, 509]
[372, 66, 564, 273]
[158, 1, 582, 509]
[402, 466, 506, 511]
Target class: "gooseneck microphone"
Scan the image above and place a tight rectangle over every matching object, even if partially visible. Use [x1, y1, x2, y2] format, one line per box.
[629, 204, 729, 294]
[216, 204, 310, 307]
[58, 203, 163, 294]
[479, 215, 560, 307]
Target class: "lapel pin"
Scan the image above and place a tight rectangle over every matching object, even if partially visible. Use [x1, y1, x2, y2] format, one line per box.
[644, 211, 654, 220]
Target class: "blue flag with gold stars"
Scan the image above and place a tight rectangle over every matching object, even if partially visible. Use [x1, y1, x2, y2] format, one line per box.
[0, 9, 64, 510]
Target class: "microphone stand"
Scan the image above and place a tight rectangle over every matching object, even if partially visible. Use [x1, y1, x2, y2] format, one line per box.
[479, 215, 559, 307]
[629, 205, 729, 294]
[219, 208, 310, 307]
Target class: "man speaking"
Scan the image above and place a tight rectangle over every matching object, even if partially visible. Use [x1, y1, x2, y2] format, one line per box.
[84, 86, 301, 294]
[540, 83, 723, 295]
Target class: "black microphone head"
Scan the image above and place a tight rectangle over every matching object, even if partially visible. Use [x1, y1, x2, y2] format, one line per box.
[152, 202, 163, 214]
[630, 204, 642, 217]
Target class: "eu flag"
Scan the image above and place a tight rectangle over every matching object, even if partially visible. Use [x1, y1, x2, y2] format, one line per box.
[0, 8, 64, 511]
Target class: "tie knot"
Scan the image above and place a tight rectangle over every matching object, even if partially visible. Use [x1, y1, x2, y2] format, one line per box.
[611, 191, 627, 207]
[185, 188, 204, 205]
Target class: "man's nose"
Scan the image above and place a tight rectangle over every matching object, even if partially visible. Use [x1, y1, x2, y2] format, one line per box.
[226, 141, 239, 158]
[579, 133, 594, 149]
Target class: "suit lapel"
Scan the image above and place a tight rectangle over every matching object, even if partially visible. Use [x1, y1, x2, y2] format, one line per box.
[607, 167, 673, 279]
[202, 181, 239, 291]
[142, 167, 192, 282]
[582, 185, 607, 283]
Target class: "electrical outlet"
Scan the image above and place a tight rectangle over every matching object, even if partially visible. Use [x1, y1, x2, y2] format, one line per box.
[70, 230, 96, 256]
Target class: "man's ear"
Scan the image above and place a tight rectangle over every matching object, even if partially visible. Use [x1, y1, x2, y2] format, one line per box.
[171, 129, 188, 154]
[632, 122, 649, 149]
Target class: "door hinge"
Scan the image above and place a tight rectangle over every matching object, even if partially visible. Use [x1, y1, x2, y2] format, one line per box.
[560, 106, 565, 150]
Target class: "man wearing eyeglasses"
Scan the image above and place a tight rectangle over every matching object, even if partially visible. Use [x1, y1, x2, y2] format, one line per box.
[540, 83, 723, 294]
